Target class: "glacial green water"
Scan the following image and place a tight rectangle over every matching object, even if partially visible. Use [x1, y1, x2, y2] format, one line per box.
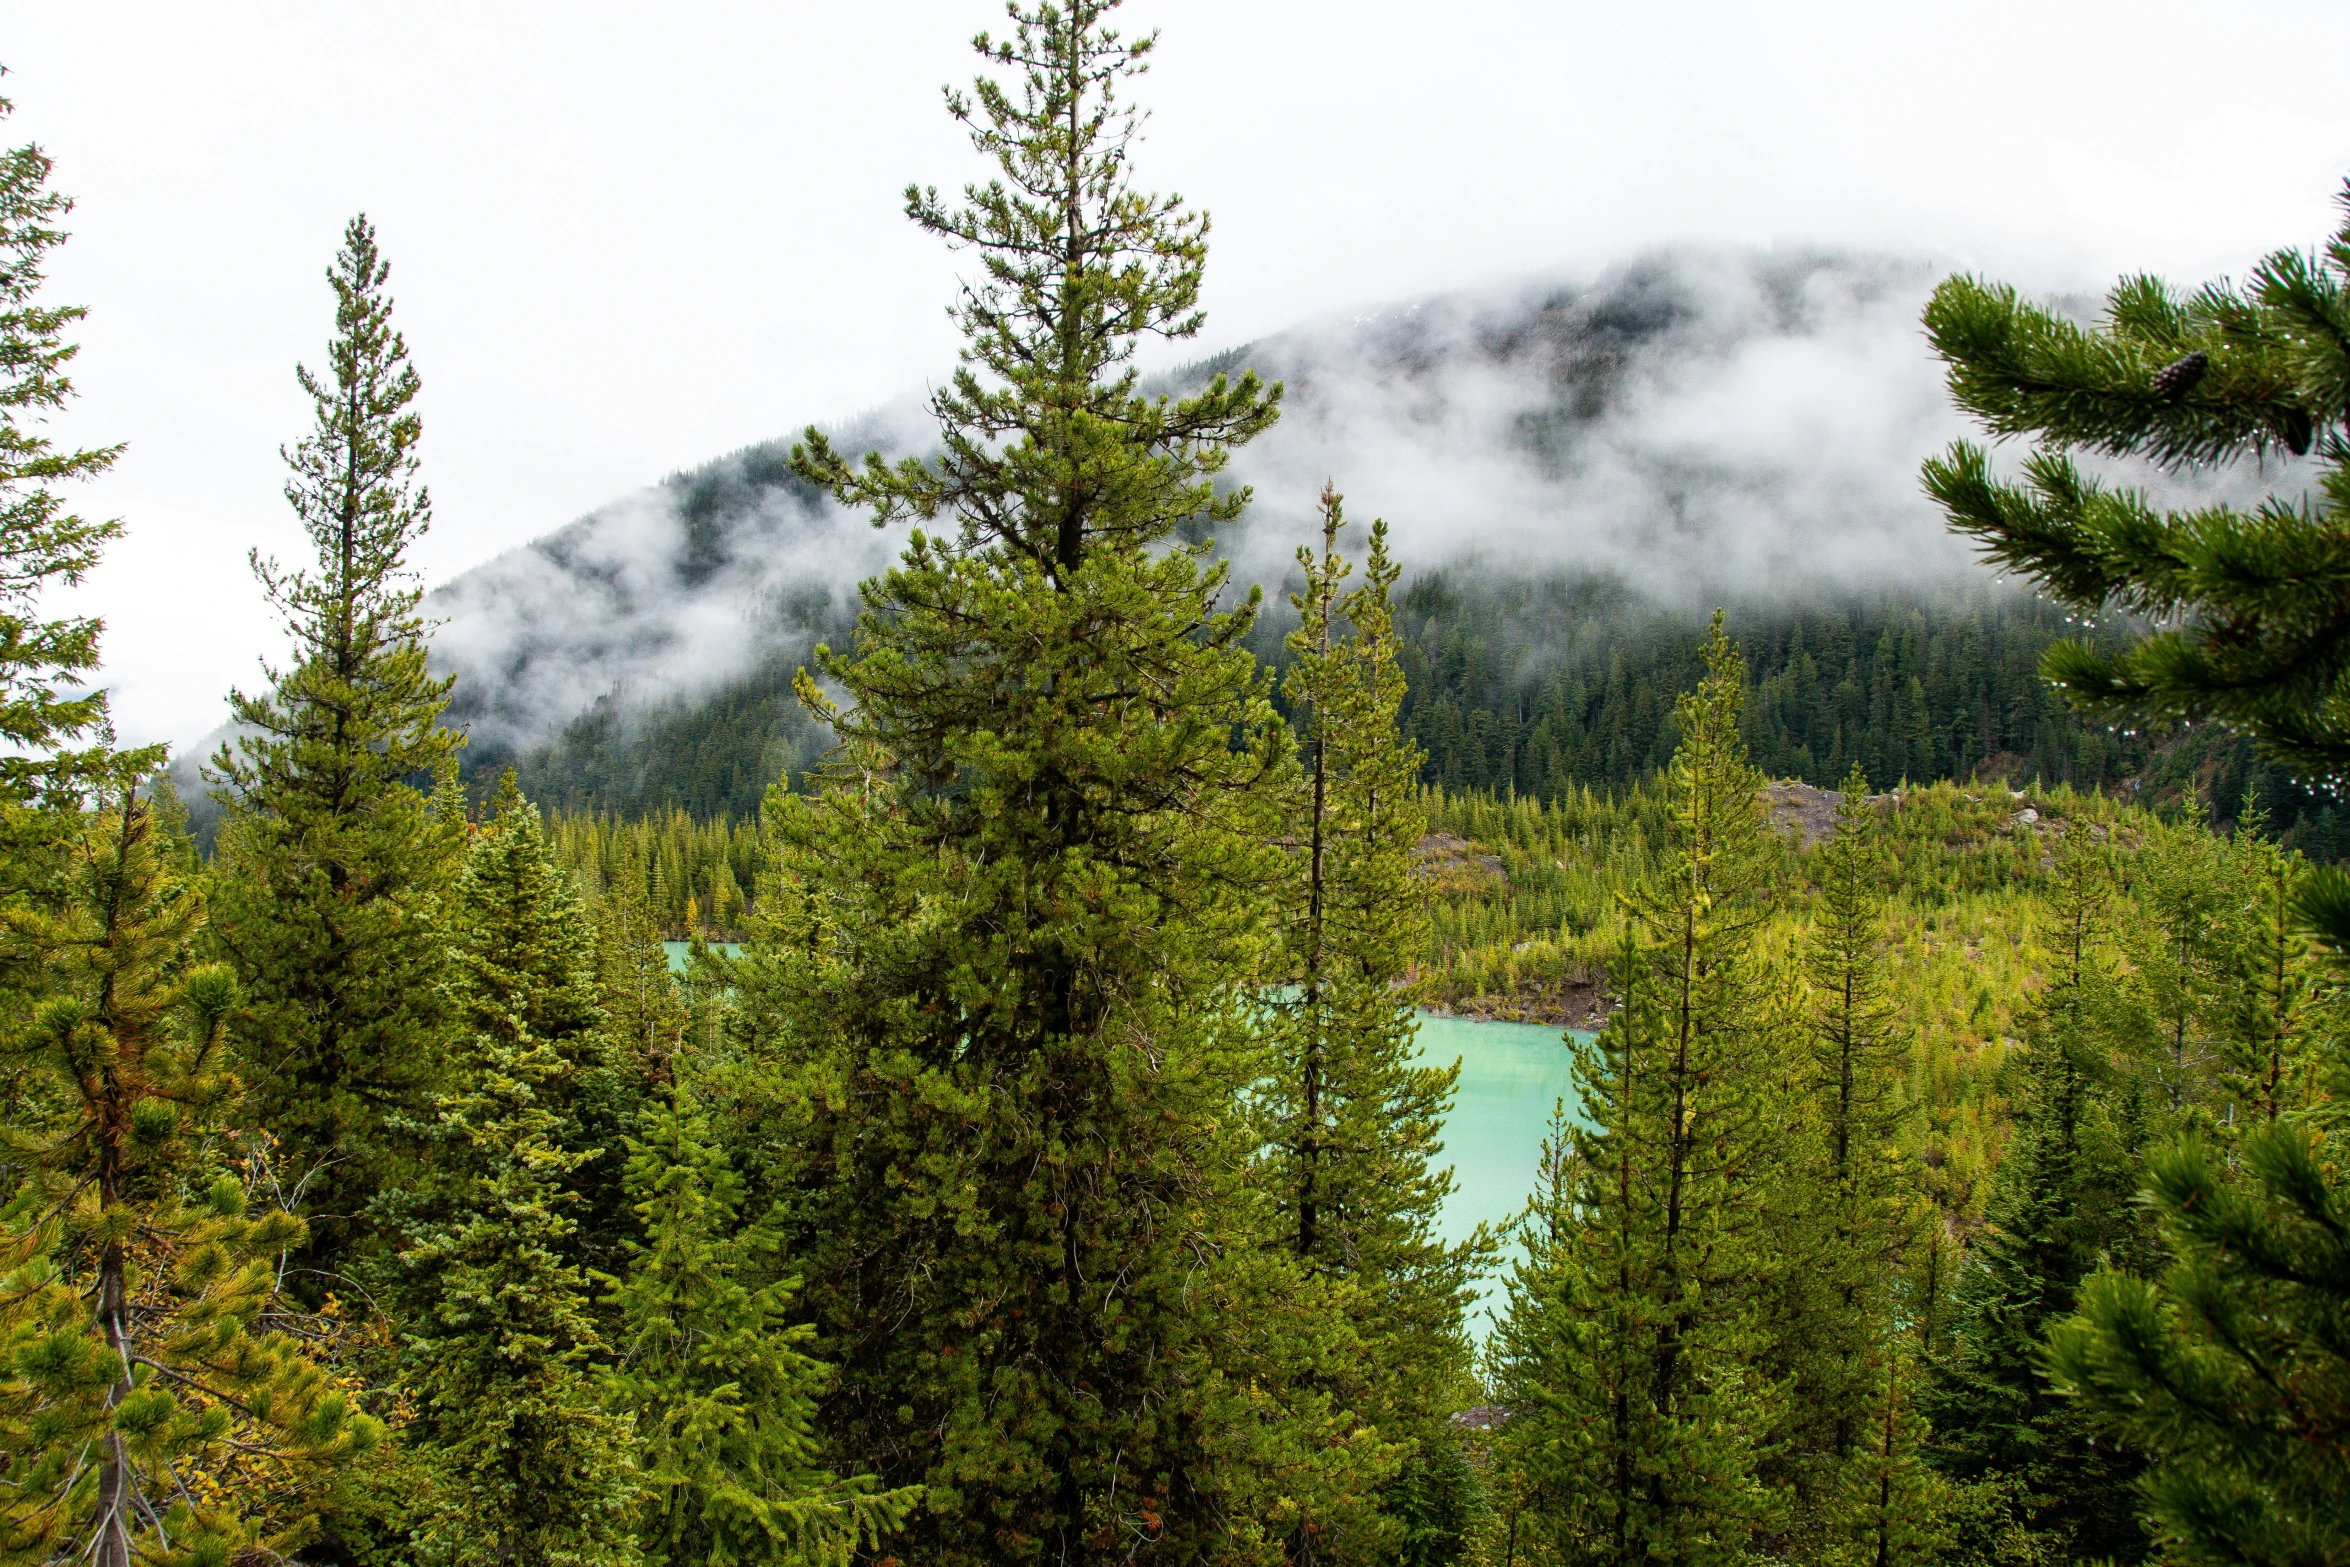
[1414, 1012, 1593, 1332]
[662, 940, 744, 971]
[1413, 1013, 1590, 1241]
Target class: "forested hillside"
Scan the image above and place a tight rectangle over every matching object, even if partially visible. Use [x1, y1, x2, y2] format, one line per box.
[503, 569, 2350, 862]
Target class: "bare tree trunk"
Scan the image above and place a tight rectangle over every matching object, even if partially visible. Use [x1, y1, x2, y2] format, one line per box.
[94, 1237, 133, 1567]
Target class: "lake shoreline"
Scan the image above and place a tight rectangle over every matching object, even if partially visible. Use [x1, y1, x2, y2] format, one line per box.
[1422, 977, 1609, 1030]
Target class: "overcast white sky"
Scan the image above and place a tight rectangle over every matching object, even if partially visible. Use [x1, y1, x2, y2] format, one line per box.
[9, 0, 2350, 751]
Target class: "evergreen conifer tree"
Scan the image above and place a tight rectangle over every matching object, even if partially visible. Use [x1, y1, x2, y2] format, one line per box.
[1779, 765, 1944, 1565]
[2044, 824, 2343, 1567]
[2210, 814, 2317, 1132]
[386, 784, 635, 1567]
[1925, 186, 2350, 1558]
[1260, 487, 1482, 1560]
[752, 3, 1316, 1557]
[207, 216, 465, 1275]
[0, 798, 380, 1564]
[447, 774, 644, 1276]
[2045, 1125, 2349, 1567]
[0, 97, 152, 833]
[1926, 821, 2147, 1564]
[604, 1089, 915, 1566]
[593, 866, 687, 1090]
[2120, 790, 2233, 1119]
[1488, 618, 1786, 1566]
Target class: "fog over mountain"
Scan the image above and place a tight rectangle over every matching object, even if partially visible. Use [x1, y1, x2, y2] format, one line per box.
[417, 246, 2299, 768]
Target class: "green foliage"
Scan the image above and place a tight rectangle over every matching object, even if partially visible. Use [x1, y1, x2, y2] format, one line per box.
[1257, 489, 1486, 1560]
[1925, 822, 2151, 1563]
[1393, 578, 2153, 809]
[0, 98, 153, 825]
[2118, 789, 2236, 1118]
[741, 4, 1375, 1558]
[1772, 766, 1944, 1564]
[0, 800, 379, 1565]
[604, 1090, 915, 1566]
[2209, 815, 2320, 1131]
[385, 778, 638, 1567]
[1920, 171, 2350, 1567]
[389, 1035, 639, 1567]
[456, 777, 598, 1059]
[458, 776, 647, 1282]
[517, 574, 2206, 849]
[2047, 1127, 2350, 1567]
[205, 216, 467, 1276]
[510, 644, 844, 823]
[1488, 618, 1788, 1565]
[551, 809, 763, 941]
[592, 872, 688, 1087]
[1920, 182, 2350, 782]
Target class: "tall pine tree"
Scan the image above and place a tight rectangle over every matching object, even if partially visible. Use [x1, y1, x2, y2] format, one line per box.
[1259, 487, 1482, 1560]
[754, 3, 1308, 1557]
[1926, 820, 2147, 1565]
[1488, 618, 1786, 1567]
[2119, 790, 2232, 1120]
[207, 216, 465, 1278]
[385, 779, 637, 1567]
[2211, 815, 2318, 1133]
[0, 94, 149, 834]
[1780, 766, 1943, 1566]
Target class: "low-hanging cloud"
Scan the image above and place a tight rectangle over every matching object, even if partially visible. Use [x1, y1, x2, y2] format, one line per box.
[414, 246, 2318, 760]
[425, 403, 927, 756]
[1216, 250, 1979, 601]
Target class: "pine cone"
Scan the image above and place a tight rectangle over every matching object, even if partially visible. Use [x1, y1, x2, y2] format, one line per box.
[2151, 351, 2208, 402]
[2282, 407, 2313, 456]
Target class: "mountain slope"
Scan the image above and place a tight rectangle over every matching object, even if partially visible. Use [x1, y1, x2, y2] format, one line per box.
[414, 246, 2336, 846]
[430, 249, 1961, 760]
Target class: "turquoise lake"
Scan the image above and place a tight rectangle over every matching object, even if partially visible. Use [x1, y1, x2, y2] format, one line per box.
[1413, 1013, 1591, 1329]
[664, 944, 1584, 1326]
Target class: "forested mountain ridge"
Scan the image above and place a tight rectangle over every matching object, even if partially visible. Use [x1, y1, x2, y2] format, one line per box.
[1384, 575, 2348, 857]
[428, 246, 1973, 780]
[502, 563, 2349, 861]
[424, 247, 2333, 849]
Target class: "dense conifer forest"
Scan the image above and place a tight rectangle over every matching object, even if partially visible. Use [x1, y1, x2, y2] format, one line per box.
[5, 5, 2350, 1565]
[502, 576, 2350, 863]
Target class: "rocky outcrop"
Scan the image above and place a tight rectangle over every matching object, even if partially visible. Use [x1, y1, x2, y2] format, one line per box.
[1758, 780, 1900, 848]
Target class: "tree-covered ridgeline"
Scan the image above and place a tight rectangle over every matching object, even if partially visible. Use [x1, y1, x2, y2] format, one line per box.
[1390, 578, 2137, 800]
[503, 569, 2350, 868]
